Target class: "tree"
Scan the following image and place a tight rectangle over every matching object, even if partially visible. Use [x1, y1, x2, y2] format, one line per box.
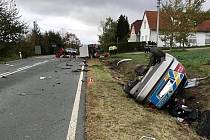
[116, 15, 129, 43]
[175, 0, 206, 47]
[63, 32, 81, 49]
[0, 0, 27, 56]
[41, 31, 63, 54]
[98, 17, 117, 50]
[161, 0, 184, 48]
[161, 0, 206, 47]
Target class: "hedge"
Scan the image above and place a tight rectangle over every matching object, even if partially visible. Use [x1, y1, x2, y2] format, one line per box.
[109, 42, 146, 53]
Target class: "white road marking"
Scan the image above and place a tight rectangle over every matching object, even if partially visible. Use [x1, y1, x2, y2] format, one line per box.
[0, 60, 49, 78]
[66, 66, 84, 140]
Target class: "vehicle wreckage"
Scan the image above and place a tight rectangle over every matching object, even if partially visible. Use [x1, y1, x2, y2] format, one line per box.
[122, 47, 210, 138]
[123, 47, 205, 108]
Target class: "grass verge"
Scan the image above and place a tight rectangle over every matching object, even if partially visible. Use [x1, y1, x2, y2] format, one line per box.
[0, 54, 19, 64]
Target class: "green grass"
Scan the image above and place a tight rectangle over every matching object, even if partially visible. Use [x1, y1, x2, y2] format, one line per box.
[108, 48, 210, 78]
[108, 53, 148, 64]
[0, 54, 19, 64]
[169, 49, 210, 77]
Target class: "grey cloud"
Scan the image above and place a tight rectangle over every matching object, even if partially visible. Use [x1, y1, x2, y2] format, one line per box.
[15, 0, 156, 24]
[14, 0, 157, 43]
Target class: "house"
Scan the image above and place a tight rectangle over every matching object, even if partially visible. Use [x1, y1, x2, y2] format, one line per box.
[140, 10, 210, 47]
[189, 19, 210, 46]
[140, 11, 165, 47]
[128, 20, 142, 42]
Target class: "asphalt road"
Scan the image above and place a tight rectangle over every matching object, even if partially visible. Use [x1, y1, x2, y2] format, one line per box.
[0, 56, 85, 140]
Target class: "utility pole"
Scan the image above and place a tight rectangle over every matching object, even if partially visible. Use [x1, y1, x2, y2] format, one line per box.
[156, 0, 161, 47]
[33, 21, 38, 45]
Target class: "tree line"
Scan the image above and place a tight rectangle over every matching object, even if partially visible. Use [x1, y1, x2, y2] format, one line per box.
[0, 0, 81, 58]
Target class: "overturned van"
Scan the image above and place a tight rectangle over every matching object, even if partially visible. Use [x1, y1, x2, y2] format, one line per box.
[124, 48, 188, 108]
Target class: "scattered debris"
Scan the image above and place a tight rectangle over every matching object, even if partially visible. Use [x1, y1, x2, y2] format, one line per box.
[117, 59, 132, 66]
[72, 70, 80, 72]
[40, 77, 46, 80]
[140, 136, 155, 140]
[185, 76, 209, 89]
[40, 76, 53, 80]
[17, 92, 27, 96]
[83, 60, 88, 66]
[177, 117, 185, 123]
[66, 63, 73, 66]
[1, 75, 7, 78]
[61, 67, 71, 69]
[56, 82, 61, 85]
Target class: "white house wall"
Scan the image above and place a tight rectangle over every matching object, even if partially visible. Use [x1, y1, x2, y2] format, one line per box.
[128, 26, 139, 42]
[196, 32, 206, 46]
[140, 15, 165, 47]
[140, 15, 150, 42]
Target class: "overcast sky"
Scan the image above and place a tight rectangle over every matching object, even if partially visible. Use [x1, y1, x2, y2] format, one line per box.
[15, 0, 210, 44]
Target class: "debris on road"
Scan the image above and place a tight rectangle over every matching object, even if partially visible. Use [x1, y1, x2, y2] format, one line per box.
[17, 92, 27, 96]
[61, 67, 71, 69]
[1, 75, 7, 78]
[39, 76, 53, 80]
[66, 63, 73, 66]
[72, 69, 81, 72]
[40, 77, 46, 80]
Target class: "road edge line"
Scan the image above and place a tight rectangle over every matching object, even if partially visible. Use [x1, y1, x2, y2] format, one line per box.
[66, 65, 84, 140]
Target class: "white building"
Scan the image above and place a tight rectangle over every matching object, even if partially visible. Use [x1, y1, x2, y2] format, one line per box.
[140, 11, 164, 46]
[140, 10, 210, 47]
[189, 19, 210, 46]
[128, 20, 142, 42]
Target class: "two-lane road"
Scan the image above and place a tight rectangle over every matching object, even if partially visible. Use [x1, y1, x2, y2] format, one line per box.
[0, 56, 85, 140]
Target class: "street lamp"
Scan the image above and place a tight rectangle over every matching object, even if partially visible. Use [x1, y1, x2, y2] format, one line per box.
[156, 0, 161, 47]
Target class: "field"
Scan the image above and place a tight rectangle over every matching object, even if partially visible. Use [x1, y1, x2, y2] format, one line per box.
[85, 48, 210, 140]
